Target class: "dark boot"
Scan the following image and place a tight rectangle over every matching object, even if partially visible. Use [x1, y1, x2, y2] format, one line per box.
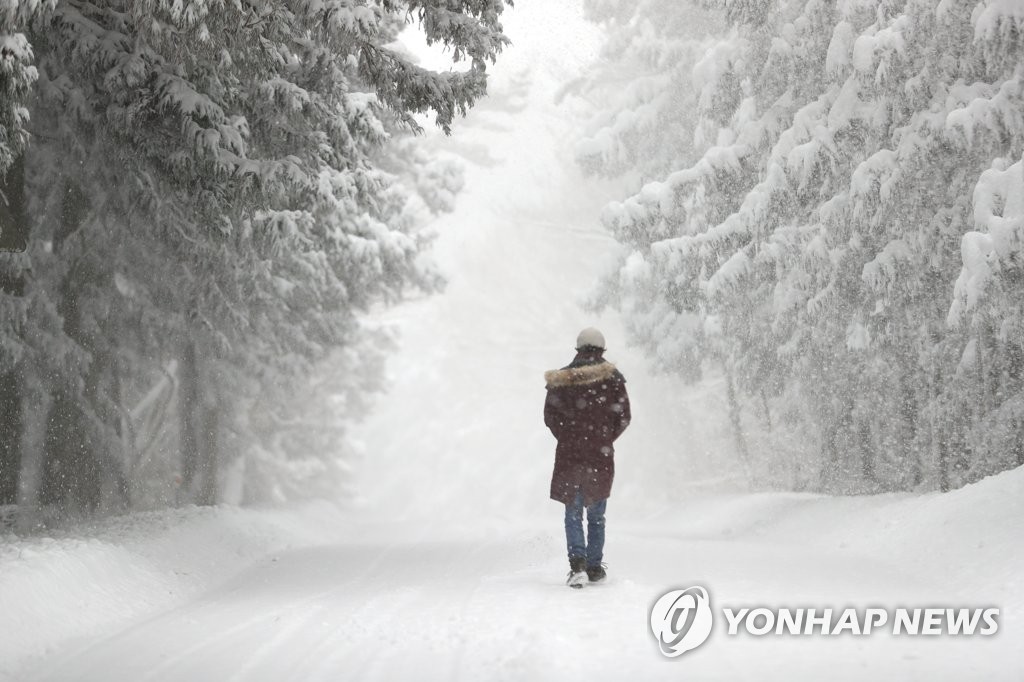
[586, 563, 607, 583]
[566, 557, 587, 588]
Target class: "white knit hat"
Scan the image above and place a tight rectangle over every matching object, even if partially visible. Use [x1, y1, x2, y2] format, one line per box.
[576, 327, 606, 350]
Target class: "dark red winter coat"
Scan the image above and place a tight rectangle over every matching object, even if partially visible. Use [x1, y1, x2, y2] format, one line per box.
[544, 351, 631, 506]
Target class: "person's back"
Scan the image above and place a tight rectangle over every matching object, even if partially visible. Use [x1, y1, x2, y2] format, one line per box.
[543, 328, 630, 588]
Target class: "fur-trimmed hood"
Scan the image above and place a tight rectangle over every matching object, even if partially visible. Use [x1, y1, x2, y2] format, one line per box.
[544, 361, 619, 388]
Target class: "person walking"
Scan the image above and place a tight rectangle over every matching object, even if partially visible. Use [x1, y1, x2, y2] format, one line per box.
[543, 327, 631, 588]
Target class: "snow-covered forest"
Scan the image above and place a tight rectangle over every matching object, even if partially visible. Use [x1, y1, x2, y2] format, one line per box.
[1, 0, 1022, 680]
[1, 0, 508, 522]
[576, 0, 1024, 493]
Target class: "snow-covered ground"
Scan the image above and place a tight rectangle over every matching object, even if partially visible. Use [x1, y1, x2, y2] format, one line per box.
[2, 2, 1022, 680]
[4, 471, 1021, 680]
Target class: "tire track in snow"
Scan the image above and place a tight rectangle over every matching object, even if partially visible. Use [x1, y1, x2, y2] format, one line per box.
[27, 538, 405, 682]
[293, 530, 508, 682]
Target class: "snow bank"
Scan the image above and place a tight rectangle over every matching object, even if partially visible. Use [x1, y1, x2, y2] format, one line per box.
[0, 501, 350, 679]
[648, 466, 1024, 606]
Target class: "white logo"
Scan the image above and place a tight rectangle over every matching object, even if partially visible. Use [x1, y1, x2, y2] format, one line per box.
[650, 586, 714, 657]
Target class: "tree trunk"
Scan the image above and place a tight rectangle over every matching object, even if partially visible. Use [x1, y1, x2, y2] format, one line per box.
[858, 417, 875, 486]
[112, 362, 135, 507]
[1007, 338, 1023, 469]
[724, 362, 751, 477]
[0, 152, 28, 252]
[197, 405, 219, 506]
[0, 372, 18, 504]
[1014, 418, 1024, 469]
[898, 360, 922, 487]
[40, 179, 129, 515]
[40, 393, 98, 512]
[760, 387, 772, 431]
[821, 391, 854, 490]
[178, 340, 200, 505]
[178, 339, 218, 505]
[16, 362, 53, 532]
[937, 428, 950, 494]
[1, 153, 28, 507]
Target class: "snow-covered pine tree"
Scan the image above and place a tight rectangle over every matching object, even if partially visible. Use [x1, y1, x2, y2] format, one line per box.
[228, 126, 465, 505]
[575, 0, 714, 182]
[584, 0, 1024, 492]
[944, 1, 1024, 487]
[575, 0, 724, 385]
[0, 0, 511, 523]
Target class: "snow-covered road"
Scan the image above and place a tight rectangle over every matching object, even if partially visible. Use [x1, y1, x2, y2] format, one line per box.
[20, 481, 1022, 681]
[4, 3, 1023, 680]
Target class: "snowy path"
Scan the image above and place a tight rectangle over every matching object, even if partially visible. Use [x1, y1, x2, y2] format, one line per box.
[22, 490, 1022, 681]
[5, 3, 1023, 680]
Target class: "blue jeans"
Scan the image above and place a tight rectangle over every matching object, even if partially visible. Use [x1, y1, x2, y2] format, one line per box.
[564, 489, 607, 568]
